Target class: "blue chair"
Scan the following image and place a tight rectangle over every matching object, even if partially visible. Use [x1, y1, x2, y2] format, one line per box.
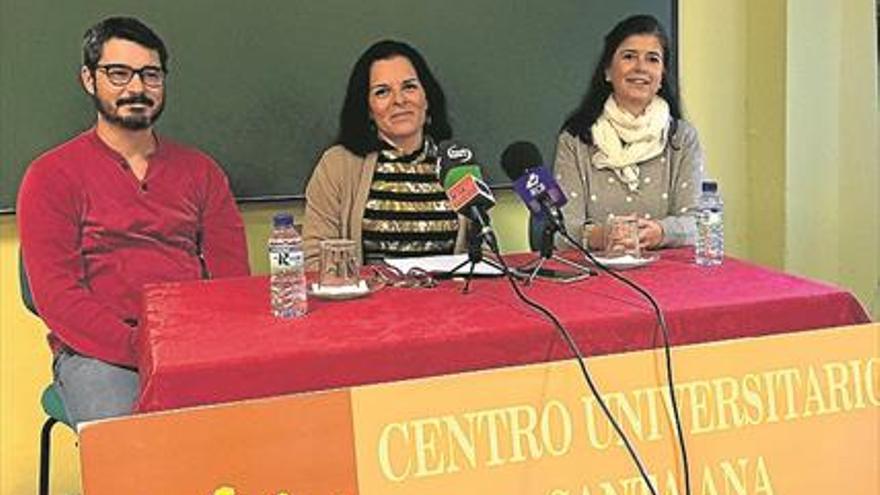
[20, 252, 72, 495]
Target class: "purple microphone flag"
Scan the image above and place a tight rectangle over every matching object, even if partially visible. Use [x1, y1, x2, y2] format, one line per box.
[512, 166, 568, 216]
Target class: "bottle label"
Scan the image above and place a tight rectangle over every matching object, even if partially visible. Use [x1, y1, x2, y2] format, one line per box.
[269, 247, 303, 272]
[703, 211, 722, 225]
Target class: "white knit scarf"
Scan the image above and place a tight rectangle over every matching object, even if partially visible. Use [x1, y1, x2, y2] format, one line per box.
[590, 96, 670, 192]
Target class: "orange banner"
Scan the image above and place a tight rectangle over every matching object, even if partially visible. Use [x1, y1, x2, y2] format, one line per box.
[80, 390, 358, 494]
[80, 324, 879, 495]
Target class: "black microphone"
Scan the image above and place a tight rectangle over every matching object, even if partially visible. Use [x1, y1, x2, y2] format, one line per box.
[500, 141, 568, 234]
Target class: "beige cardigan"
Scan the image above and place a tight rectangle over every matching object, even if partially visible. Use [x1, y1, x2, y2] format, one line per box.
[303, 145, 468, 269]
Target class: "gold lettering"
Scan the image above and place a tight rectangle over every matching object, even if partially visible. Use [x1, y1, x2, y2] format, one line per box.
[507, 405, 541, 462]
[712, 377, 742, 429]
[574, 456, 775, 495]
[822, 362, 851, 412]
[618, 475, 651, 495]
[442, 415, 477, 473]
[598, 481, 621, 495]
[685, 381, 714, 434]
[718, 458, 749, 495]
[611, 391, 647, 444]
[376, 400, 584, 481]
[867, 357, 880, 406]
[849, 360, 867, 408]
[377, 355, 877, 485]
[775, 368, 802, 421]
[470, 409, 509, 467]
[658, 385, 676, 428]
[741, 373, 765, 425]
[753, 456, 775, 495]
[801, 367, 829, 417]
[640, 387, 664, 442]
[646, 474, 659, 495]
[378, 422, 411, 482]
[700, 464, 720, 495]
[211, 485, 294, 495]
[582, 396, 614, 450]
[541, 400, 573, 456]
[663, 471, 681, 495]
[411, 417, 445, 477]
[762, 371, 781, 423]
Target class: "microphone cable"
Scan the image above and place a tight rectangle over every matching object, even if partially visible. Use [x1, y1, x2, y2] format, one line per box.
[482, 239, 662, 495]
[559, 230, 692, 495]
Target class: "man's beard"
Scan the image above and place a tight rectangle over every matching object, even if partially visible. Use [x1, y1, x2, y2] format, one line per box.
[93, 93, 165, 130]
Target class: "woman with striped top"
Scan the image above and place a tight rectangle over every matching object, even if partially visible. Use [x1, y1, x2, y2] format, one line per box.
[303, 40, 466, 268]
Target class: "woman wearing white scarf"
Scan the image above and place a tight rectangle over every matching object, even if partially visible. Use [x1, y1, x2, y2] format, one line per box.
[554, 15, 706, 251]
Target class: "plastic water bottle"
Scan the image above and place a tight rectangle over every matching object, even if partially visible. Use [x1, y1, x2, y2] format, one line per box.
[268, 212, 307, 318]
[695, 181, 724, 266]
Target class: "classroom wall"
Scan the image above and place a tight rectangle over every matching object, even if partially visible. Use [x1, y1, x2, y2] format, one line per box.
[784, 0, 879, 315]
[681, 0, 878, 311]
[679, 0, 750, 258]
[744, 0, 787, 268]
[0, 1, 676, 212]
[1, 2, 877, 493]
[0, 217, 81, 494]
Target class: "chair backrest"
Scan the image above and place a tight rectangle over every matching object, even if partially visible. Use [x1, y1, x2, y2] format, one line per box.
[19, 249, 38, 316]
[20, 250, 73, 427]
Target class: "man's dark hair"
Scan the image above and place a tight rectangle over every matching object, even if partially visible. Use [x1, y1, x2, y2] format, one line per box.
[562, 15, 682, 144]
[336, 39, 452, 157]
[82, 17, 169, 71]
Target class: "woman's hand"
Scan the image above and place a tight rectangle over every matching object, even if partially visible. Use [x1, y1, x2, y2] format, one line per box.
[584, 223, 606, 251]
[637, 218, 664, 250]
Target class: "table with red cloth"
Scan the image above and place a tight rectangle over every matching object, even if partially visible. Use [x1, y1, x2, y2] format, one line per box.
[134, 248, 869, 413]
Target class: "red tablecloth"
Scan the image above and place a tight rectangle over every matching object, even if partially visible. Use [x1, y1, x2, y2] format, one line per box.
[134, 249, 869, 412]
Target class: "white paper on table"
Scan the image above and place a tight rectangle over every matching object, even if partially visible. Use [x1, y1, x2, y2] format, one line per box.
[383, 254, 504, 276]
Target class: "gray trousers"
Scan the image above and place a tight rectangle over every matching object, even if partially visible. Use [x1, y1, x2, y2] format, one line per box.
[53, 349, 139, 428]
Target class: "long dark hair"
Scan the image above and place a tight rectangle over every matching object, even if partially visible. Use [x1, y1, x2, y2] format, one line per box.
[336, 40, 452, 157]
[562, 15, 682, 144]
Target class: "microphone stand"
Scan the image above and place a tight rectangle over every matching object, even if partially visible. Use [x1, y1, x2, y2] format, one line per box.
[518, 210, 595, 285]
[448, 211, 506, 293]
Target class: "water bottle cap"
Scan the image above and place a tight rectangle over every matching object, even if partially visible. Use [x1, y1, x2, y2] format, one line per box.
[272, 212, 294, 227]
[701, 181, 718, 193]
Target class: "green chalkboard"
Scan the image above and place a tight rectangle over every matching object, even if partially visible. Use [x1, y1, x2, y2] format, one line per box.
[0, 0, 675, 212]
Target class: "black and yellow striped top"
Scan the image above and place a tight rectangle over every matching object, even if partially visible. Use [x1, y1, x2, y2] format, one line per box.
[362, 143, 459, 261]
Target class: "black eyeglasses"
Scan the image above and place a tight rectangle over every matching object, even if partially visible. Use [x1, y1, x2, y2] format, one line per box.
[96, 64, 165, 88]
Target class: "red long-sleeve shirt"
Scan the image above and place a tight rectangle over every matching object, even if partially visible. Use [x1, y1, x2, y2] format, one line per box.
[17, 129, 250, 367]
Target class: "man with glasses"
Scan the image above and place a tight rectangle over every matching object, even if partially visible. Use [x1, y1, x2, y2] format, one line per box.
[17, 17, 250, 426]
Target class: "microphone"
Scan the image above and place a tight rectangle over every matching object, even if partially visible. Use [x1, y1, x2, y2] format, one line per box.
[437, 140, 498, 249]
[501, 141, 595, 280]
[501, 141, 567, 234]
[437, 140, 475, 182]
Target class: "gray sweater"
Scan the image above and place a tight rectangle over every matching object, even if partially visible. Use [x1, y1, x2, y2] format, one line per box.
[553, 119, 706, 248]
